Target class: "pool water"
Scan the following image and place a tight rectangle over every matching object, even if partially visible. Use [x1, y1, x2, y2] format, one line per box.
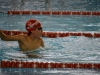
[0, 14, 100, 61]
[1, 68, 100, 75]
[0, 13, 100, 75]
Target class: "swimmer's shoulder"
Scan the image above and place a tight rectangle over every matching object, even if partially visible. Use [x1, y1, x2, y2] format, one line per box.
[16, 34, 27, 40]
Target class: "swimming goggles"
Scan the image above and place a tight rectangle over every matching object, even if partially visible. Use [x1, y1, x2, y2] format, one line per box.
[37, 27, 43, 30]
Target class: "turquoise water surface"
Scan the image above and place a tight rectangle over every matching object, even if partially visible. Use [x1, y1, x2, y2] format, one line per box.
[0, 13, 100, 75]
[0, 0, 100, 75]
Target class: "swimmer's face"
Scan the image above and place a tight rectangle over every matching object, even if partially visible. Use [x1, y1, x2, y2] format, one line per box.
[32, 27, 43, 38]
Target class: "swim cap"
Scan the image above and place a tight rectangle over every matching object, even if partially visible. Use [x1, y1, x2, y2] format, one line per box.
[25, 19, 41, 32]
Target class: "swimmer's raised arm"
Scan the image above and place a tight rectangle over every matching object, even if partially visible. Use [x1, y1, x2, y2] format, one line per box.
[0, 19, 45, 51]
[0, 30, 23, 41]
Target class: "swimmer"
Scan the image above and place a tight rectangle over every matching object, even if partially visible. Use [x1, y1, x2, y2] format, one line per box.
[0, 19, 45, 54]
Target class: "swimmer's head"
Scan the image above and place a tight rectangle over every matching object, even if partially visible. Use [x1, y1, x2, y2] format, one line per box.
[25, 19, 42, 32]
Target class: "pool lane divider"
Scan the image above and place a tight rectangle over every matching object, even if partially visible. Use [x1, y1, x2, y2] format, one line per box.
[7, 10, 100, 16]
[1, 60, 100, 69]
[1, 30, 100, 38]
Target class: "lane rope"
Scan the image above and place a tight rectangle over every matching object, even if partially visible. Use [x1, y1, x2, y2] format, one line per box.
[7, 10, 100, 16]
[2, 10, 100, 69]
[1, 60, 100, 69]
[0, 31, 100, 69]
[1, 30, 100, 38]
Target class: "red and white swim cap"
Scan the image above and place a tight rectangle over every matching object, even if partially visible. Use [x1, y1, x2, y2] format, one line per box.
[25, 19, 41, 32]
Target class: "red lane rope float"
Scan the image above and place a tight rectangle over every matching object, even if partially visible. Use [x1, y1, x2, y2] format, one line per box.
[81, 11, 91, 15]
[62, 11, 71, 15]
[7, 10, 100, 15]
[94, 33, 100, 38]
[52, 11, 61, 15]
[1, 60, 100, 69]
[42, 11, 51, 15]
[1, 30, 100, 38]
[21, 11, 31, 15]
[82, 33, 93, 37]
[72, 11, 81, 15]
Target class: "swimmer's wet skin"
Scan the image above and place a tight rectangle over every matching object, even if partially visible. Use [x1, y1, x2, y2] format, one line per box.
[0, 19, 45, 52]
